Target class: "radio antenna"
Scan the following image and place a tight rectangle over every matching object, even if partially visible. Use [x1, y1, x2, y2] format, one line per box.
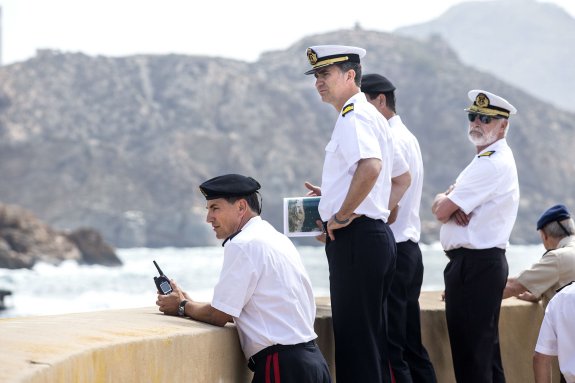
[153, 260, 165, 276]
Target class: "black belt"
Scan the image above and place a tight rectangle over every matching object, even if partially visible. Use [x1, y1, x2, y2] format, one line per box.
[445, 247, 505, 260]
[247, 340, 315, 372]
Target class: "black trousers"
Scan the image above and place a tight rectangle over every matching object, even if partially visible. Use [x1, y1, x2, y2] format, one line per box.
[325, 216, 397, 383]
[444, 247, 508, 383]
[250, 341, 331, 383]
[388, 240, 437, 383]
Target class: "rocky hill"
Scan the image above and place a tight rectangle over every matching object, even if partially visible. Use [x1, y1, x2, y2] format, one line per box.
[0, 29, 574, 248]
[0, 203, 121, 269]
[396, 0, 575, 112]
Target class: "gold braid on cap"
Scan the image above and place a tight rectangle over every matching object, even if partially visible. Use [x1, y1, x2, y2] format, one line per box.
[468, 93, 510, 118]
[306, 48, 358, 70]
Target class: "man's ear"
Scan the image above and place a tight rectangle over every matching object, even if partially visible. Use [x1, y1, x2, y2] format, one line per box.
[499, 119, 509, 133]
[346, 69, 356, 83]
[379, 94, 387, 108]
[237, 198, 247, 212]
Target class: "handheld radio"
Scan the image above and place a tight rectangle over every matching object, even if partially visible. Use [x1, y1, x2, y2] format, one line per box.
[153, 260, 173, 295]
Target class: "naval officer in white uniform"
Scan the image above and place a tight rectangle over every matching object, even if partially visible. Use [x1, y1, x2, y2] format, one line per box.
[432, 90, 519, 383]
[304, 45, 397, 383]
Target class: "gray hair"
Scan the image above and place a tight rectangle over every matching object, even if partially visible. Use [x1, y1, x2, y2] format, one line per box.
[503, 120, 510, 137]
[542, 218, 575, 238]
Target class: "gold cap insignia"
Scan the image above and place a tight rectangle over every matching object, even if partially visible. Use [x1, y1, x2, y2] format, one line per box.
[307, 48, 318, 65]
[475, 93, 490, 108]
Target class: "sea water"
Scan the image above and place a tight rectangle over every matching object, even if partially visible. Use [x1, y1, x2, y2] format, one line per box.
[0, 243, 545, 318]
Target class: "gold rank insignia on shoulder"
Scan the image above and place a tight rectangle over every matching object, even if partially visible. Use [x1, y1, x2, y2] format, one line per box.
[477, 150, 495, 158]
[342, 103, 354, 117]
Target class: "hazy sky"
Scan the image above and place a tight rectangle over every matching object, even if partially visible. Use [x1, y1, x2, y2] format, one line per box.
[1, 0, 574, 65]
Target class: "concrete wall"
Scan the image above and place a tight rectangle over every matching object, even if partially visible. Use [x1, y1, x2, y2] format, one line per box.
[0, 292, 557, 383]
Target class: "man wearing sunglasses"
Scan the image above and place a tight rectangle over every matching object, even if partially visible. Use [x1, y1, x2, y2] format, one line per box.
[432, 90, 519, 383]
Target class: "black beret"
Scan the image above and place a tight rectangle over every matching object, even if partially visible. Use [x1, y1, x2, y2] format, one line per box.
[361, 73, 396, 94]
[536, 204, 571, 230]
[199, 174, 261, 200]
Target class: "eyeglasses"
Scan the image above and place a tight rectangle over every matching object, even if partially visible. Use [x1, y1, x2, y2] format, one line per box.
[467, 113, 501, 124]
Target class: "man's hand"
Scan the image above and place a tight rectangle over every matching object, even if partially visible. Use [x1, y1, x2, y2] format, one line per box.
[326, 213, 360, 241]
[314, 220, 327, 243]
[432, 184, 471, 225]
[452, 209, 472, 226]
[156, 280, 190, 316]
[517, 291, 540, 302]
[305, 181, 321, 196]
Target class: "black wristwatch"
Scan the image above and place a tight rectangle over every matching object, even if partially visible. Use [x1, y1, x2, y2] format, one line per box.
[178, 300, 188, 317]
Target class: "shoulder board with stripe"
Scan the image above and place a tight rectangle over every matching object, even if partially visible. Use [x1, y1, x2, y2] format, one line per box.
[341, 103, 354, 117]
[477, 150, 496, 158]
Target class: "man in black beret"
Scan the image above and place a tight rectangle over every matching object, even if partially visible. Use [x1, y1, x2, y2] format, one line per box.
[156, 174, 331, 383]
[362, 73, 437, 383]
[504, 204, 575, 306]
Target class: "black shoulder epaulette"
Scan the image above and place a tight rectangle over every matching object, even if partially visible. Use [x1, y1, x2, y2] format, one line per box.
[477, 150, 495, 158]
[556, 280, 575, 293]
[342, 103, 354, 117]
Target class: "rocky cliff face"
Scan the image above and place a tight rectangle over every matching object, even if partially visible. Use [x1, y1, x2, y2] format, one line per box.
[0, 29, 573, 248]
[0, 203, 121, 269]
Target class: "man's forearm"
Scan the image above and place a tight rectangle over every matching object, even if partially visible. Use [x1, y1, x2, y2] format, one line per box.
[389, 171, 411, 210]
[533, 352, 553, 383]
[337, 158, 381, 219]
[185, 301, 233, 327]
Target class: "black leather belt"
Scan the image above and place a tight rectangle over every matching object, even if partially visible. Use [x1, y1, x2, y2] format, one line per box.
[247, 340, 315, 372]
[445, 247, 505, 260]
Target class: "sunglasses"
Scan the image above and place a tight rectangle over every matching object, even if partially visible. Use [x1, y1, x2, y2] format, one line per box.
[467, 113, 502, 124]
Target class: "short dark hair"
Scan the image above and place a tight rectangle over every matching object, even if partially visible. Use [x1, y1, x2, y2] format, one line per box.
[225, 193, 262, 215]
[365, 90, 397, 113]
[337, 62, 362, 87]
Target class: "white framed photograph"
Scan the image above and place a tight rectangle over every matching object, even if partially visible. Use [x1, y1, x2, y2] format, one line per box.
[283, 196, 322, 237]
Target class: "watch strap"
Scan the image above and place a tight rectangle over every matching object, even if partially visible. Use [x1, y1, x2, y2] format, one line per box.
[178, 300, 188, 317]
[333, 213, 350, 225]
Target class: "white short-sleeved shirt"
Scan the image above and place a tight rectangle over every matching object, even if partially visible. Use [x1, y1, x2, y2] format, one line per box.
[535, 282, 575, 382]
[388, 115, 423, 243]
[211, 216, 317, 359]
[440, 138, 519, 250]
[319, 92, 395, 222]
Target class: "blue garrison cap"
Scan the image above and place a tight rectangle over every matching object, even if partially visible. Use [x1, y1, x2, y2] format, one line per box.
[199, 174, 261, 200]
[536, 204, 571, 231]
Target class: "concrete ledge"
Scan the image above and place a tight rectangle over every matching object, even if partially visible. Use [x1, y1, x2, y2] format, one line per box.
[0, 292, 554, 383]
[0, 307, 251, 383]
